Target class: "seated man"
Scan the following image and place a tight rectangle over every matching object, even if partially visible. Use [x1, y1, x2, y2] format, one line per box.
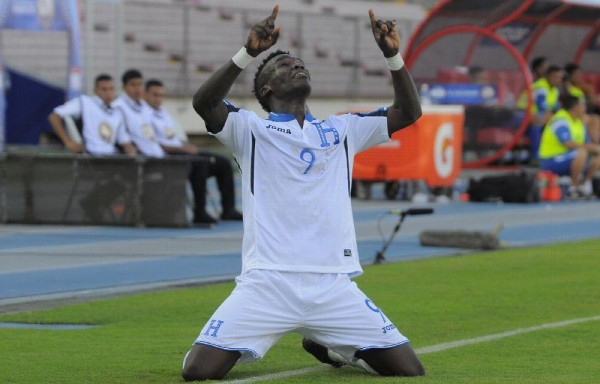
[48, 74, 138, 222]
[517, 65, 563, 161]
[539, 93, 600, 198]
[48, 73, 136, 155]
[144, 79, 242, 222]
[564, 63, 600, 144]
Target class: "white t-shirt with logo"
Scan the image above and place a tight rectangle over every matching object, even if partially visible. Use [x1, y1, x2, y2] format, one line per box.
[213, 102, 390, 277]
[113, 94, 165, 157]
[147, 105, 184, 148]
[53, 95, 130, 155]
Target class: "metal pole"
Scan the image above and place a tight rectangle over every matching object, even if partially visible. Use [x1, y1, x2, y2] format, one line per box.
[182, 2, 190, 95]
[84, 0, 95, 93]
[116, 0, 124, 79]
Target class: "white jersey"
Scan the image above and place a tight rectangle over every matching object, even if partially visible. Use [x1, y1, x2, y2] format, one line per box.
[213, 102, 390, 276]
[147, 105, 184, 148]
[113, 94, 165, 157]
[53, 95, 130, 155]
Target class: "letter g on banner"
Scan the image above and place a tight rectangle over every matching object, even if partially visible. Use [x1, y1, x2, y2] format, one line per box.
[434, 122, 454, 179]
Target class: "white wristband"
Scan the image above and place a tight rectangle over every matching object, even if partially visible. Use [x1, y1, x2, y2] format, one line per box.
[386, 52, 404, 71]
[232, 47, 254, 69]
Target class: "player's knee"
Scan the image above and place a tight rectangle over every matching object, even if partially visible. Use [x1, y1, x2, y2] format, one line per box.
[357, 345, 426, 377]
[375, 360, 425, 377]
[181, 363, 224, 382]
[397, 360, 426, 377]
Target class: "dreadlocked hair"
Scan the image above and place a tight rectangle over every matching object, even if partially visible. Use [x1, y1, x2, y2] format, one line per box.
[253, 49, 290, 112]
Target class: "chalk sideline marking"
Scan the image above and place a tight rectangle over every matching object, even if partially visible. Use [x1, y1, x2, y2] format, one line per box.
[225, 314, 600, 383]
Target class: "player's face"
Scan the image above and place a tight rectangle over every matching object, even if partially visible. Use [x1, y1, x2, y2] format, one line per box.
[124, 78, 144, 101]
[145, 85, 164, 109]
[95, 80, 115, 105]
[264, 55, 311, 99]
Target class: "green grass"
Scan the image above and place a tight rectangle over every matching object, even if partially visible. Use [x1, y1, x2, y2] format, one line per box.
[1, 239, 600, 383]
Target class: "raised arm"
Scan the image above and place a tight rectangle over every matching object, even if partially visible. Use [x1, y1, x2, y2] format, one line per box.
[192, 5, 281, 133]
[368, 9, 421, 136]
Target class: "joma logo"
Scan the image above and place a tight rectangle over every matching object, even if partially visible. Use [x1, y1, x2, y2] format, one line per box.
[266, 124, 292, 134]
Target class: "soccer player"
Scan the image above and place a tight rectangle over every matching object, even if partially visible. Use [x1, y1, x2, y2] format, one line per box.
[182, 5, 425, 380]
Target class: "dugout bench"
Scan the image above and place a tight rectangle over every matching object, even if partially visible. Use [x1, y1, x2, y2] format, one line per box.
[0, 147, 194, 227]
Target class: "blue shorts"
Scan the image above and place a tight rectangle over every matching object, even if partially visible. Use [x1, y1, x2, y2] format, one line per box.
[540, 151, 578, 176]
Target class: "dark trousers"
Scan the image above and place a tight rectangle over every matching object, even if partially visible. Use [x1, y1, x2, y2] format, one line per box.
[188, 152, 236, 216]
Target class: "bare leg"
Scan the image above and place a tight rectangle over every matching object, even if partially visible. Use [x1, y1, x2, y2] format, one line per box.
[182, 344, 241, 381]
[584, 155, 600, 184]
[570, 148, 588, 186]
[583, 114, 600, 144]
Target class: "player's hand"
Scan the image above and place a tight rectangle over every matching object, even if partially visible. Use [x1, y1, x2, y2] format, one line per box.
[368, 9, 400, 58]
[245, 5, 281, 57]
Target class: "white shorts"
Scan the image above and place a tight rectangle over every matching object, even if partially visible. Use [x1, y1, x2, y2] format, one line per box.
[193, 269, 409, 363]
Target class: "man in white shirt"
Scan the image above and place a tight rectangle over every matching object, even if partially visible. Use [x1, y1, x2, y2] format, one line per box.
[48, 74, 137, 222]
[48, 74, 136, 155]
[112, 69, 165, 158]
[144, 79, 242, 222]
[182, 6, 424, 380]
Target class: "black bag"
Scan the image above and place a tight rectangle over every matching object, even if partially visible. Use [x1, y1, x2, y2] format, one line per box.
[468, 171, 540, 203]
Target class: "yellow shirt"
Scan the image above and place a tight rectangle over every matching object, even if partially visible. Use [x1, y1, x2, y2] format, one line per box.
[539, 109, 586, 159]
[517, 78, 560, 114]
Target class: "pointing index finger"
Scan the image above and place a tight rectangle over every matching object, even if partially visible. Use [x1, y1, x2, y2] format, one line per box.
[270, 4, 279, 21]
[368, 9, 376, 25]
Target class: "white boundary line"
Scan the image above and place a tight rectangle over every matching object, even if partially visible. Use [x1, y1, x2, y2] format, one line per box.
[225, 314, 600, 384]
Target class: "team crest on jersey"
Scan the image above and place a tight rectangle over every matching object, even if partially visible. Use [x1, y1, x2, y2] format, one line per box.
[265, 124, 292, 135]
[98, 122, 113, 143]
[164, 127, 177, 139]
[344, 249, 352, 257]
[142, 124, 155, 139]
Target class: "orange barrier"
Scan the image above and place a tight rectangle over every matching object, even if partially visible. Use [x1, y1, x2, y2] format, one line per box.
[353, 105, 464, 187]
[536, 170, 562, 202]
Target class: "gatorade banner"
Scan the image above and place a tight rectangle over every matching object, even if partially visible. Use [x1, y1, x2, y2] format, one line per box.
[0, 0, 81, 149]
[353, 105, 464, 187]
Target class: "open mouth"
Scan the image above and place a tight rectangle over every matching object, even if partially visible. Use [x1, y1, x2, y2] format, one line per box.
[293, 71, 309, 79]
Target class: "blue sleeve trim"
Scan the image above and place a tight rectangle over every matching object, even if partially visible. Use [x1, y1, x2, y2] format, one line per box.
[223, 99, 240, 113]
[554, 125, 571, 144]
[535, 92, 548, 112]
[354, 107, 387, 117]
